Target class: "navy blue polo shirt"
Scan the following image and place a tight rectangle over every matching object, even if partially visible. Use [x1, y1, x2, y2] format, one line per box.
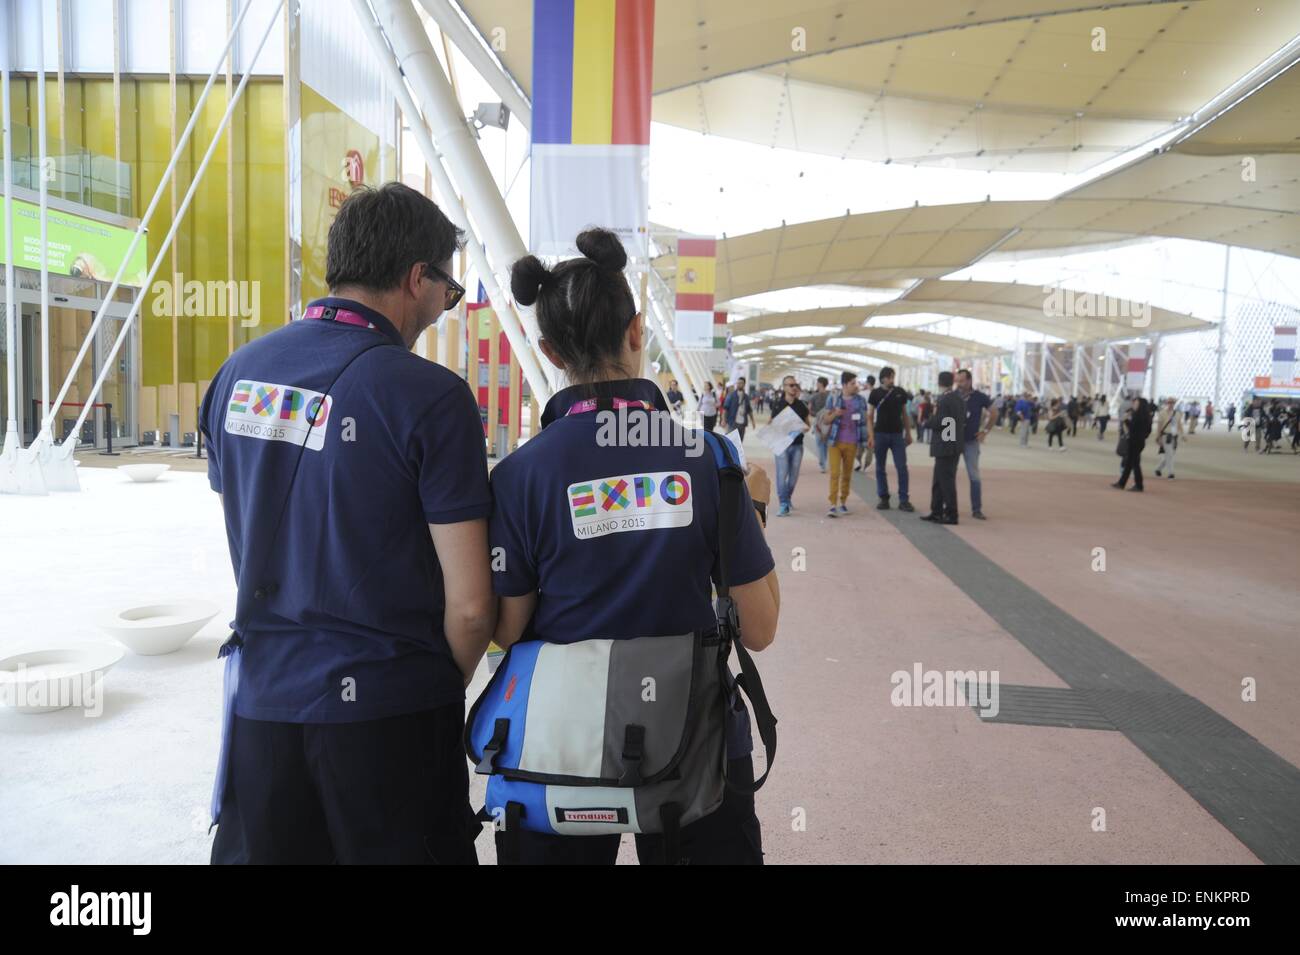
[963, 389, 993, 442]
[200, 296, 491, 723]
[488, 378, 775, 755]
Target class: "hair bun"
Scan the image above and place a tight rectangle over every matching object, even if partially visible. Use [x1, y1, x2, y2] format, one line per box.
[510, 254, 552, 306]
[575, 227, 627, 273]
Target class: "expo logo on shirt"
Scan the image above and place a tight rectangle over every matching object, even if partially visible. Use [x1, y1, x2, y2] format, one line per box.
[567, 471, 693, 540]
[224, 378, 332, 451]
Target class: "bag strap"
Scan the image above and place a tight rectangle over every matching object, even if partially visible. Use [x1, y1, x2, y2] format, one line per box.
[701, 430, 778, 794]
[229, 337, 392, 637]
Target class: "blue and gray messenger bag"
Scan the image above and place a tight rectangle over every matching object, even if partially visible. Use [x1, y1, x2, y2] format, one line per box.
[465, 431, 777, 852]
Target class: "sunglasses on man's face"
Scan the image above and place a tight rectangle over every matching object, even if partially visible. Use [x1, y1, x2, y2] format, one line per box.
[424, 263, 466, 310]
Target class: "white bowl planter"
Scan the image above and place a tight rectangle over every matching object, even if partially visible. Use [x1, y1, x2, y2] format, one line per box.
[118, 463, 170, 483]
[0, 644, 125, 714]
[98, 600, 220, 656]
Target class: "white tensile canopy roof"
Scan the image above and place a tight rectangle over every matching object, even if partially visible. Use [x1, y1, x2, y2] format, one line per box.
[1062, 52, 1300, 212]
[651, 56, 1296, 363]
[723, 283, 1209, 370]
[866, 279, 1212, 342]
[458, 0, 1300, 171]
[653, 191, 1300, 306]
[454, 0, 1299, 368]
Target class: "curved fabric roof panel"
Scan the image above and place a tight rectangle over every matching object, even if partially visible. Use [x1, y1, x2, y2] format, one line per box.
[457, 0, 1300, 170]
[733, 338, 925, 366]
[686, 202, 1044, 302]
[651, 193, 1300, 304]
[1058, 56, 1300, 215]
[728, 306, 1004, 355]
[872, 278, 1213, 342]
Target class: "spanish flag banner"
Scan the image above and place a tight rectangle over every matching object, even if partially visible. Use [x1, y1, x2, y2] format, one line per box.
[530, 0, 654, 258]
[673, 236, 716, 348]
[1124, 341, 1148, 395]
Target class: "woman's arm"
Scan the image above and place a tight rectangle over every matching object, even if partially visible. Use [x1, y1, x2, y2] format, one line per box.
[493, 592, 537, 650]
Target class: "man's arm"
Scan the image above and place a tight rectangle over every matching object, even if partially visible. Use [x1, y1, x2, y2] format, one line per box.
[429, 518, 496, 685]
[732, 481, 779, 651]
[733, 571, 779, 652]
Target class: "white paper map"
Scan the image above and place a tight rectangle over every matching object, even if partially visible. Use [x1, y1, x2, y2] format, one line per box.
[756, 406, 807, 456]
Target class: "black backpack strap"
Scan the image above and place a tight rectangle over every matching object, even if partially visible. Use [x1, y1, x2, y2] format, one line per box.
[703, 430, 778, 794]
[231, 337, 392, 635]
[729, 639, 778, 794]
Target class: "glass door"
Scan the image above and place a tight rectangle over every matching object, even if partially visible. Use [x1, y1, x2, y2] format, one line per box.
[12, 275, 138, 449]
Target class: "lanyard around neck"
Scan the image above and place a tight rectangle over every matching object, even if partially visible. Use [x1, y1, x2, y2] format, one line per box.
[303, 304, 375, 329]
[565, 397, 655, 417]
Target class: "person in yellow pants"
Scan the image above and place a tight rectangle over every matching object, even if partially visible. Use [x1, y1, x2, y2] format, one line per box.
[828, 440, 856, 511]
[819, 371, 871, 517]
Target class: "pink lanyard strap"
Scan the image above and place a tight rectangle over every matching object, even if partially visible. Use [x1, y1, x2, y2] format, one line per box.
[303, 304, 375, 329]
[565, 397, 654, 416]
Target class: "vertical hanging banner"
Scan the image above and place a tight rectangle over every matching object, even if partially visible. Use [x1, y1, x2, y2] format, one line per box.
[673, 236, 715, 347]
[710, 311, 731, 376]
[531, 0, 654, 258]
[1271, 325, 1296, 385]
[1124, 341, 1148, 394]
[467, 297, 522, 441]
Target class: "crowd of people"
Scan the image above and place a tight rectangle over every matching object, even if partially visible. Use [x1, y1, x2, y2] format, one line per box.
[685, 366, 993, 524]
[1241, 397, 1300, 454]
[680, 371, 1300, 511]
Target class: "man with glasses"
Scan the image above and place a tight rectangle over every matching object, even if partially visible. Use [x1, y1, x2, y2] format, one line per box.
[769, 375, 812, 516]
[424, 262, 467, 311]
[202, 182, 492, 864]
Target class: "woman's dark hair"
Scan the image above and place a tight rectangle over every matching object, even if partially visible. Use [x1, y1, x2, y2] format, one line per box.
[511, 228, 637, 383]
[326, 182, 464, 292]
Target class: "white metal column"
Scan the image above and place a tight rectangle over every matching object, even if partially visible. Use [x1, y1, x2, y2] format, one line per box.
[368, 0, 556, 394]
[350, 0, 552, 404]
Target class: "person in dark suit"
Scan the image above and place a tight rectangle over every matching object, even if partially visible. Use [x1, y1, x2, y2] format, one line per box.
[922, 371, 964, 524]
[1112, 395, 1153, 491]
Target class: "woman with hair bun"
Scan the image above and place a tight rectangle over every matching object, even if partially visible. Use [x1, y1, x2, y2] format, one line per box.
[482, 228, 781, 865]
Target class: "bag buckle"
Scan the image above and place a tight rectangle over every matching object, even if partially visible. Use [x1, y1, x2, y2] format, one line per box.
[475, 717, 510, 775]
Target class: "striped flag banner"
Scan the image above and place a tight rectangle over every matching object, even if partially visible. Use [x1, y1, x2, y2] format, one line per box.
[530, 0, 654, 258]
[673, 236, 716, 347]
[1125, 341, 1148, 394]
[1271, 325, 1296, 385]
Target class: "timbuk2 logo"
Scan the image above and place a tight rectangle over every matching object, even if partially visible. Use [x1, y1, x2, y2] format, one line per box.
[556, 808, 626, 824]
[49, 885, 151, 936]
